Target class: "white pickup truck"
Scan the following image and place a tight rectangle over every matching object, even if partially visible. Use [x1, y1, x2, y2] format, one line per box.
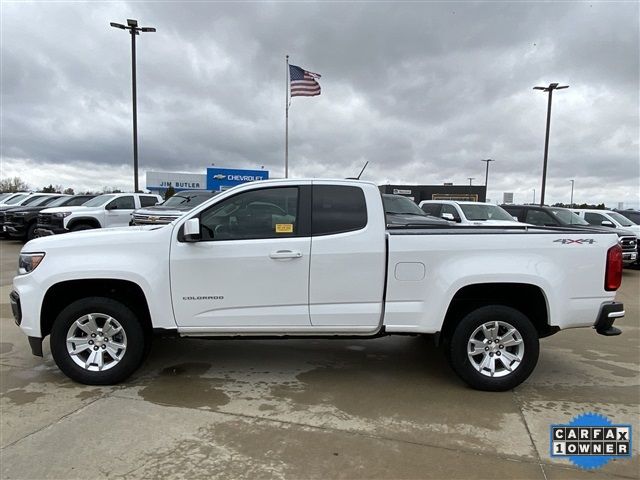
[11, 179, 625, 391]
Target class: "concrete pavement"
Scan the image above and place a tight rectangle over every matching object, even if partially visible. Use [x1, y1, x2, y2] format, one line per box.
[1, 239, 638, 479]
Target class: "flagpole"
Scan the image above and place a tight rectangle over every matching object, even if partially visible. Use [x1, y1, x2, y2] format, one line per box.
[285, 54, 289, 179]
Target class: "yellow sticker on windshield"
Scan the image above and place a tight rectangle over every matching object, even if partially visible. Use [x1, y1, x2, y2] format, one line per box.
[275, 224, 293, 233]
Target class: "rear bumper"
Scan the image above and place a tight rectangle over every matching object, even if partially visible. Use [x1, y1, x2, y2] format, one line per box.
[594, 302, 624, 336]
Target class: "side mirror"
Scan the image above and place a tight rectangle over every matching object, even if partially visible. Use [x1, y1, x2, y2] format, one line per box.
[442, 213, 455, 221]
[184, 217, 201, 242]
[601, 220, 615, 228]
[105, 203, 116, 210]
[512, 216, 519, 221]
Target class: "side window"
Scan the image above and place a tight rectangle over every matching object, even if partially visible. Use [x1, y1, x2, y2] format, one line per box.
[140, 196, 159, 207]
[441, 204, 461, 222]
[312, 185, 367, 235]
[199, 187, 298, 241]
[68, 196, 91, 206]
[421, 203, 441, 217]
[503, 207, 522, 220]
[525, 209, 556, 226]
[107, 196, 135, 210]
[584, 212, 606, 225]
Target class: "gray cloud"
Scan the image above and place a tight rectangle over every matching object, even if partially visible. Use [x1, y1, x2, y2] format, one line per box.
[1, 1, 638, 207]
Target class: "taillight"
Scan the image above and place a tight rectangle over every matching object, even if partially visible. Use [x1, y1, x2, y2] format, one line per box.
[605, 244, 623, 291]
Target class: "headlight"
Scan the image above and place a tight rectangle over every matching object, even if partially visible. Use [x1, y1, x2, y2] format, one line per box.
[14, 212, 26, 217]
[53, 212, 72, 218]
[18, 253, 45, 275]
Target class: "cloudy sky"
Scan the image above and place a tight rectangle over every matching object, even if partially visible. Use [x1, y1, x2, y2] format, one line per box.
[1, 1, 638, 207]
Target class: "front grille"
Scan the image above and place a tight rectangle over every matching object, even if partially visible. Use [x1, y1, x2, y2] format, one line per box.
[0, 212, 6, 224]
[619, 236, 637, 252]
[4, 213, 13, 224]
[132, 214, 179, 225]
[38, 213, 52, 226]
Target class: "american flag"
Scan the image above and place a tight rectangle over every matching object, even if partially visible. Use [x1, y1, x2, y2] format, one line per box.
[289, 64, 321, 97]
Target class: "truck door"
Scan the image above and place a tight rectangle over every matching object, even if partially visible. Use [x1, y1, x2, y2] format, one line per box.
[170, 184, 312, 328]
[309, 183, 387, 328]
[104, 196, 136, 227]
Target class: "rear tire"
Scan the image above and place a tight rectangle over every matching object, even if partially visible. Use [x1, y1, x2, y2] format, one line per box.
[50, 297, 147, 385]
[447, 305, 539, 391]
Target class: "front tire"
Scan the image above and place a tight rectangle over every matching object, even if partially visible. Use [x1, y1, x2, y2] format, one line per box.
[70, 223, 95, 232]
[50, 297, 147, 385]
[447, 305, 539, 391]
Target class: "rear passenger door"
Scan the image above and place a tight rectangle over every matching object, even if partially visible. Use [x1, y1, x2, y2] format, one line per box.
[308, 183, 387, 328]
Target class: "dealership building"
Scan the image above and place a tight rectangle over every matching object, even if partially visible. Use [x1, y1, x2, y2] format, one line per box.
[379, 184, 487, 203]
[146, 168, 269, 195]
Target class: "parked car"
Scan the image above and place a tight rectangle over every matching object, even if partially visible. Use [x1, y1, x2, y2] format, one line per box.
[502, 205, 638, 265]
[382, 194, 451, 227]
[572, 208, 640, 267]
[419, 200, 524, 226]
[131, 190, 217, 226]
[0, 192, 31, 207]
[1, 194, 64, 238]
[35, 193, 162, 236]
[613, 208, 640, 225]
[4, 195, 95, 241]
[13, 179, 624, 391]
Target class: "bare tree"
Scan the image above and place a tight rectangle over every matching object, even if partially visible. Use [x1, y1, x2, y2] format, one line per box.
[0, 176, 29, 193]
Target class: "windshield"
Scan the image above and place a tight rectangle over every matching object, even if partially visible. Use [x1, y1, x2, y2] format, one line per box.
[161, 192, 216, 208]
[0, 193, 10, 201]
[382, 195, 426, 215]
[5, 194, 28, 205]
[549, 208, 589, 225]
[608, 212, 636, 227]
[82, 194, 116, 207]
[459, 204, 514, 221]
[22, 195, 51, 206]
[29, 196, 62, 207]
[45, 196, 73, 208]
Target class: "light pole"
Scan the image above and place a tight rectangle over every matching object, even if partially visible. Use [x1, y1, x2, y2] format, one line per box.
[532, 188, 536, 204]
[468, 177, 474, 201]
[110, 19, 156, 192]
[569, 179, 575, 207]
[533, 82, 568, 206]
[481, 158, 494, 202]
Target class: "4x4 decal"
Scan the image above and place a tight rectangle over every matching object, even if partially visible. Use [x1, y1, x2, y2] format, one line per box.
[554, 239, 596, 245]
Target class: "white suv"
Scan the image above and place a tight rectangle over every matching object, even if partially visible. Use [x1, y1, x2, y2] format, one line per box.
[571, 209, 640, 238]
[419, 200, 524, 226]
[36, 193, 161, 236]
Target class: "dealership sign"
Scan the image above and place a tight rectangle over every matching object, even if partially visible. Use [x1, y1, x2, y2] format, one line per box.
[207, 168, 269, 190]
[146, 171, 207, 192]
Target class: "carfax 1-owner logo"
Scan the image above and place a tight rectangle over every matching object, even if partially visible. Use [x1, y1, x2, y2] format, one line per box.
[550, 412, 633, 470]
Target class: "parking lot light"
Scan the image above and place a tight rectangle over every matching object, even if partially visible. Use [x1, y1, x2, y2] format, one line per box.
[533, 83, 569, 206]
[110, 18, 156, 192]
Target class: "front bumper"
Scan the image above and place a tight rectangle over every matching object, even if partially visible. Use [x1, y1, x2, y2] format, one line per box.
[34, 226, 68, 237]
[622, 251, 637, 265]
[594, 302, 624, 336]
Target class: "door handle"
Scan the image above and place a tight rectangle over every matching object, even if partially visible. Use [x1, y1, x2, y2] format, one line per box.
[269, 250, 302, 259]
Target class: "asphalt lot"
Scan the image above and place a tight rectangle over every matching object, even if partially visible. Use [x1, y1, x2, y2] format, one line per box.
[0, 239, 638, 479]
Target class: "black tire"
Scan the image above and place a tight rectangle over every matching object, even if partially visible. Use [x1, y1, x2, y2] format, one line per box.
[447, 305, 539, 391]
[50, 297, 147, 385]
[26, 222, 37, 241]
[70, 223, 95, 232]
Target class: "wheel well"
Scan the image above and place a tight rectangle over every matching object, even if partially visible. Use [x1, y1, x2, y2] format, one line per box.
[40, 279, 152, 338]
[67, 217, 101, 229]
[440, 283, 552, 342]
